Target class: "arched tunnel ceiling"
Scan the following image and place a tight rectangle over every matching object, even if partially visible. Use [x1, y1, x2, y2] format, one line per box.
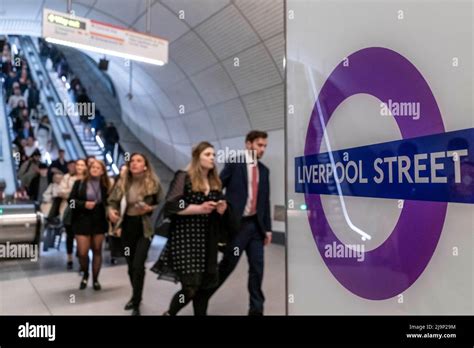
[0, 0, 284, 170]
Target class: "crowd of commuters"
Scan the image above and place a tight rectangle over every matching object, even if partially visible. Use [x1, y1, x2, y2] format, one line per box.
[153, 131, 272, 316]
[40, 131, 270, 317]
[3, 38, 274, 317]
[1, 38, 52, 199]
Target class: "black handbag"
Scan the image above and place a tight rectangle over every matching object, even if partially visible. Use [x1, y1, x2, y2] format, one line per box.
[62, 205, 72, 226]
[153, 201, 171, 238]
[109, 235, 124, 257]
[63, 181, 83, 226]
[153, 171, 187, 238]
[47, 197, 62, 219]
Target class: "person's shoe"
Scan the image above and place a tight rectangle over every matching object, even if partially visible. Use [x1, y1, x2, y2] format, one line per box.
[131, 307, 141, 316]
[79, 275, 88, 290]
[67, 261, 73, 270]
[92, 281, 101, 291]
[248, 310, 263, 316]
[162, 310, 170, 316]
[124, 299, 134, 310]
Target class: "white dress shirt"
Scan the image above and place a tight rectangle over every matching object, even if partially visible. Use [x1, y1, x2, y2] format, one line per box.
[243, 151, 259, 217]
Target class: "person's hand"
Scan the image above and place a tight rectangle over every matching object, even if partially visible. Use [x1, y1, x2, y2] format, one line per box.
[200, 201, 217, 214]
[216, 200, 227, 215]
[136, 203, 153, 215]
[85, 201, 96, 210]
[114, 228, 122, 238]
[108, 208, 120, 223]
[264, 232, 272, 246]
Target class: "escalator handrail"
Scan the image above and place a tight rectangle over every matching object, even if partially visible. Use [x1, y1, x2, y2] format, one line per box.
[0, 81, 19, 193]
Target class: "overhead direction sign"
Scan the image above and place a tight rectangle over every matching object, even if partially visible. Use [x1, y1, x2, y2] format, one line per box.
[42, 8, 168, 66]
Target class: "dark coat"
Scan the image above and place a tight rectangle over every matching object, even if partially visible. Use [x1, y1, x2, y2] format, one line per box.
[152, 170, 236, 284]
[220, 159, 272, 237]
[68, 179, 109, 235]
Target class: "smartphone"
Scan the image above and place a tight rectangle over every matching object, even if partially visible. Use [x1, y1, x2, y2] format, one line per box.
[135, 201, 146, 208]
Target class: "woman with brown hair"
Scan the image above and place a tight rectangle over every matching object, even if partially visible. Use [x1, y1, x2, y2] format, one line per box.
[154, 141, 229, 316]
[108, 153, 161, 316]
[58, 159, 84, 270]
[69, 159, 111, 290]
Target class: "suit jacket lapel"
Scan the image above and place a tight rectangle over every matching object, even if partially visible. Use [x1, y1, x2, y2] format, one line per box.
[257, 162, 264, 199]
[241, 161, 248, 197]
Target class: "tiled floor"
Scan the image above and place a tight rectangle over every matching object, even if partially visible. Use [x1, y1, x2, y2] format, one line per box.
[0, 237, 286, 315]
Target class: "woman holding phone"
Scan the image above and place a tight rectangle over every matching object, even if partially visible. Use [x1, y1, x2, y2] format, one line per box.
[69, 159, 110, 290]
[154, 141, 229, 316]
[108, 153, 161, 316]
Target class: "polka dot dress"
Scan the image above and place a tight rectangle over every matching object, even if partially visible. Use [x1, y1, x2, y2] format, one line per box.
[158, 179, 222, 285]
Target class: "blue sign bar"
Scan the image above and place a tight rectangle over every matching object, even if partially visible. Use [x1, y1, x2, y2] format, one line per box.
[295, 128, 474, 204]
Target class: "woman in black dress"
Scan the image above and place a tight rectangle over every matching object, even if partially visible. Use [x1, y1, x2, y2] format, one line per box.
[69, 159, 111, 290]
[155, 141, 229, 316]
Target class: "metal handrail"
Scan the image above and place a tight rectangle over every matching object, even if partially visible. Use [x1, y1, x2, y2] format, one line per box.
[0, 81, 19, 193]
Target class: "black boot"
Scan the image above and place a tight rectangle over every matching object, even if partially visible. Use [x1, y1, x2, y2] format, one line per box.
[124, 299, 134, 310]
[93, 280, 101, 291]
[79, 273, 89, 290]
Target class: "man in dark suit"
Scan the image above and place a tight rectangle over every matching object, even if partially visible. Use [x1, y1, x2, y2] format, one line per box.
[199, 130, 272, 315]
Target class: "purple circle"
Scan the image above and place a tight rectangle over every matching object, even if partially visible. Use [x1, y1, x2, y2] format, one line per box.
[304, 47, 448, 300]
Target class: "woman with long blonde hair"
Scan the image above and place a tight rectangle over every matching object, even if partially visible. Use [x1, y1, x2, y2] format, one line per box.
[108, 153, 161, 316]
[69, 159, 111, 290]
[154, 141, 229, 316]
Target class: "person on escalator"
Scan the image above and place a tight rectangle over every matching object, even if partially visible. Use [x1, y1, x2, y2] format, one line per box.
[15, 118, 34, 145]
[103, 122, 119, 156]
[8, 84, 27, 109]
[23, 136, 39, 158]
[25, 81, 40, 117]
[4, 70, 18, 97]
[91, 109, 105, 135]
[57, 57, 69, 80]
[18, 69, 29, 94]
[9, 98, 26, 128]
[18, 149, 42, 189]
[17, 139, 28, 167]
[27, 162, 49, 203]
[48, 149, 67, 183]
[36, 116, 52, 153]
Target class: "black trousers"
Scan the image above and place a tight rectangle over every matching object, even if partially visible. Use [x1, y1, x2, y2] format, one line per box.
[121, 215, 151, 308]
[168, 285, 210, 316]
[65, 225, 74, 255]
[199, 216, 265, 315]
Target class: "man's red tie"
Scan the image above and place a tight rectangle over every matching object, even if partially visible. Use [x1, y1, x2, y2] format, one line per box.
[250, 164, 258, 215]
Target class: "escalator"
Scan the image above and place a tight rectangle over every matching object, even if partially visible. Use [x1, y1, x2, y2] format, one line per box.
[14, 35, 86, 162]
[0, 81, 41, 246]
[0, 81, 17, 196]
[20, 36, 117, 176]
